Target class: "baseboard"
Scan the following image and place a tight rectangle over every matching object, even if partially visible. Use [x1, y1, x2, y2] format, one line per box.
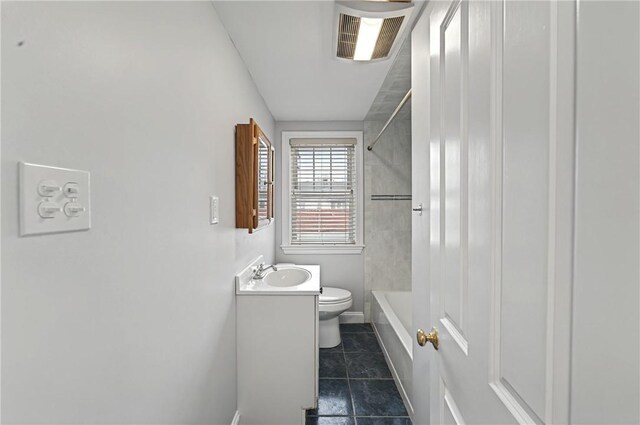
[231, 411, 241, 425]
[339, 311, 364, 324]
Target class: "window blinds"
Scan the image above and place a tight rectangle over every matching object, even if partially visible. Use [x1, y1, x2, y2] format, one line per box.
[258, 143, 269, 218]
[290, 139, 357, 245]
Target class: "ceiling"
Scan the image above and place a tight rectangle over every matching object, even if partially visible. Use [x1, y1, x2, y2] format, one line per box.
[212, 1, 420, 122]
[364, 37, 411, 122]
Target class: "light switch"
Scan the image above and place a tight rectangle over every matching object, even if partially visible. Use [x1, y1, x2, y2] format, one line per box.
[63, 182, 80, 198]
[63, 202, 86, 217]
[210, 196, 219, 225]
[38, 201, 62, 219]
[19, 162, 91, 236]
[38, 180, 61, 197]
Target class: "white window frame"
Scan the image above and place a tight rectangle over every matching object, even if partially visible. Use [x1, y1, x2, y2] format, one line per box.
[281, 131, 365, 255]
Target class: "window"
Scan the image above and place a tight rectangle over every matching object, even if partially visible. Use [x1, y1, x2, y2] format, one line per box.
[290, 140, 355, 244]
[281, 132, 364, 254]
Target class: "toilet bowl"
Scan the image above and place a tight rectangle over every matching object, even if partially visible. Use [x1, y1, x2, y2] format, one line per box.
[319, 287, 353, 348]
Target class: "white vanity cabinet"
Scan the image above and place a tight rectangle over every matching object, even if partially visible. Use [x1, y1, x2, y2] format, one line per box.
[235, 258, 320, 425]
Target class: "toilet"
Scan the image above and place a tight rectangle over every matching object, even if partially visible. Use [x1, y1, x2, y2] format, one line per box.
[318, 287, 353, 348]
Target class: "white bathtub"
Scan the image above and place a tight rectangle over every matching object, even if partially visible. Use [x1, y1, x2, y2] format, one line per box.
[371, 290, 413, 419]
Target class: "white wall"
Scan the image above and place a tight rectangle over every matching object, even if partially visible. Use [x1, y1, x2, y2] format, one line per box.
[274, 121, 365, 315]
[571, 1, 639, 423]
[1, 2, 275, 423]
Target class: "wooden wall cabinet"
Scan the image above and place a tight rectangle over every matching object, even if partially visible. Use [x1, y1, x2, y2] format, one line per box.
[236, 119, 274, 233]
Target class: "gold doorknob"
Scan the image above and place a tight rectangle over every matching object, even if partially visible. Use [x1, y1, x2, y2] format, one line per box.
[417, 327, 439, 350]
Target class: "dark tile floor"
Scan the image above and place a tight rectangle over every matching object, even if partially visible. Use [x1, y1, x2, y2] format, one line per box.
[306, 323, 412, 425]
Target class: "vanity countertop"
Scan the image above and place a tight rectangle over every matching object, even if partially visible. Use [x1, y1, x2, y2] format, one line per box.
[235, 257, 320, 295]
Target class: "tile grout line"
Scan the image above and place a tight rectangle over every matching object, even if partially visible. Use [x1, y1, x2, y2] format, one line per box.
[346, 324, 382, 424]
[341, 330, 358, 425]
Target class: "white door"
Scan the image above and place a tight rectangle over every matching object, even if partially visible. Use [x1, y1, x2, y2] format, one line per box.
[412, 1, 577, 424]
[410, 1, 433, 423]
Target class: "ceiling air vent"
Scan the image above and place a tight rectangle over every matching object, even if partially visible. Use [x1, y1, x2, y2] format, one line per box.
[372, 16, 405, 59]
[337, 13, 360, 59]
[334, 2, 413, 62]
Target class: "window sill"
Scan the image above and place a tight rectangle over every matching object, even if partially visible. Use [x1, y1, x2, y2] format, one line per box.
[280, 245, 365, 255]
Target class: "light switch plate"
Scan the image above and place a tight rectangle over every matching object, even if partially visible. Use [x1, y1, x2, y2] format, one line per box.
[210, 196, 219, 225]
[19, 162, 91, 236]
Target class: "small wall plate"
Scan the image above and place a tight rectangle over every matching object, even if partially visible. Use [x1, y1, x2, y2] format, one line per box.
[19, 162, 91, 236]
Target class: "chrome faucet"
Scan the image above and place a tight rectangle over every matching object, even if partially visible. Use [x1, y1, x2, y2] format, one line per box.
[252, 263, 278, 280]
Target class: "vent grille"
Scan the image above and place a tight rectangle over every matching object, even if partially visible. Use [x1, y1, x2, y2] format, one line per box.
[372, 16, 405, 59]
[336, 13, 405, 60]
[337, 13, 360, 59]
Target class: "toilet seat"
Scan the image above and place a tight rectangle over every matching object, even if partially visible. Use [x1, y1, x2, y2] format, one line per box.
[320, 287, 352, 305]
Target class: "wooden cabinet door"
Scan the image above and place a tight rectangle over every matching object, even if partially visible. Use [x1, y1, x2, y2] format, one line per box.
[236, 118, 274, 233]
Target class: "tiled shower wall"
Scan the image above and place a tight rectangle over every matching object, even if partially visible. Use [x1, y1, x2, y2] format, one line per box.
[363, 118, 412, 321]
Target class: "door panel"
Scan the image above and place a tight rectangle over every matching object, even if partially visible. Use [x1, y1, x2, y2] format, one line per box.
[442, 381, 465, 425]
[488, 3, 573, 424]
[442, 1, 469, 353]
[498, 1, 550, 421]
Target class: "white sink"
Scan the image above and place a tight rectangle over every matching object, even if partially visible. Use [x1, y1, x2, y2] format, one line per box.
[264, 267, 312, 287]
[235, 257, 319, 295]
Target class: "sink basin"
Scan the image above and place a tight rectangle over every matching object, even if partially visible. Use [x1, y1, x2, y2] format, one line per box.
[236, 258, 319, 295]
[263, 267, 312, 287]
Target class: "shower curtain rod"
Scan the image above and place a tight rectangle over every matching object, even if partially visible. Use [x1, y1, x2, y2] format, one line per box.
[367, 88, 412, 151]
